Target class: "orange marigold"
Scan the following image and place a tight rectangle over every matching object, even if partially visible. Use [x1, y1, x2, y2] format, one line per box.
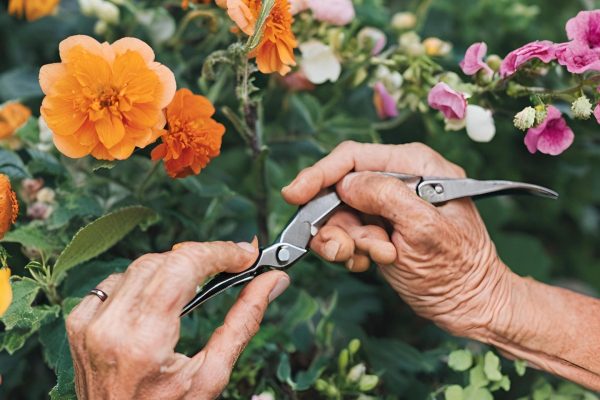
[151, 89, 225, 178]
[8, 0, 60, 21]
[227, 0, 297, 75]
[39, 35, 176, 160]
[0, 102, 31, 139]
[0, 174, 19, 240]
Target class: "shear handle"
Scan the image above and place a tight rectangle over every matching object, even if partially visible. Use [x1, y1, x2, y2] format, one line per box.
[180, 254, 264, 317]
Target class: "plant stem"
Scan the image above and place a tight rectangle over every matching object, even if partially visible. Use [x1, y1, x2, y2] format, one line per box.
[136, 161, 161, 200]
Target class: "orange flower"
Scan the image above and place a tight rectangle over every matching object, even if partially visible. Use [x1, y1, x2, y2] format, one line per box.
[151, 89, 225, 178]
[0, 174, 18, 240]
[227, 0, 297, 75]
[39, 35, 176, 160]
[0, 102, 31, 139]
[0, 267, 11, 317]
[8, 0, 59, 21]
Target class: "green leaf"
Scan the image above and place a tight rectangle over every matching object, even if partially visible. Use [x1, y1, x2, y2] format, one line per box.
[52, 206, 158, 283]
[276, 353, 292, 384]
[40, 300, 79, 400]
[0, 67, 43, 101]
[448, 349, 473, 372]
[281, 290, 319, 332]
[0, 148, 30, 179]
[444, 385, 464, 400]
[468, 361, 489, 388]
[245, 0, 275, 52]
[0, 277, 60, 354]
[27, 148, 65, 176]
[2, 224, 62, 253]
[514, 360, 527, 377]
[489, 375, 510, 392]
[463, 385, 493, 400]
[483, 351, 502, 382]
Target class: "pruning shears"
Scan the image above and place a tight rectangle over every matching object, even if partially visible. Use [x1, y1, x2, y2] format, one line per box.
[180, 172, 557, 317]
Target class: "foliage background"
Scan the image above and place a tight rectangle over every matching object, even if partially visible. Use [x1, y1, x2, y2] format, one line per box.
[0, 0, 599, 398]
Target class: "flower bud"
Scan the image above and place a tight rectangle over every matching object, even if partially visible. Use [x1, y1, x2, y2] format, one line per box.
[94, 20, 108, 35]
[348, 338, 361, 355]
[27, 202, 53, 220]
[391, 12, 416, 30]
[513, 106, 536, 130]
[358, 374, 379, 391]
[36, 187, 56, 204]
[20, 178, 44, 201]
[534, 104, 547, 125]
[357, 27, 387, 55]
[347, 363, 367, 383]
[571, 95, 593, 119]
[315, 379, 328, 391]
[338, 349, 349, 372]
[423, 37, 452, 57]
[399, 32, 424, 56]
[96, 0, 120, 24]
[486, 54, 502, 72]
[78, 0, 101, 16]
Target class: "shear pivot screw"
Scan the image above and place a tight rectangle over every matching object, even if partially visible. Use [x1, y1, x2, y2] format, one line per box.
[277, 246, 291, 263]
[434, 184, 444, 194]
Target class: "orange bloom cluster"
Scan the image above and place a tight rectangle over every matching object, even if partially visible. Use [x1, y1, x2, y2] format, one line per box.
[0, 174, 19, 240]
[39, 35, 176, 160]
[0, 102, 31, 139]
[151, 89, 225, 178]
[227, 0, 297, 75]
[8, 0, 59, 21]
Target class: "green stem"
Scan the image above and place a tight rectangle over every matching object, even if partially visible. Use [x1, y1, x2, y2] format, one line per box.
[136, 161, 161, 200]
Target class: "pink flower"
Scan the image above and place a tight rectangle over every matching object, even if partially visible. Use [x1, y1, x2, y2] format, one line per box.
[358, 27, 387, 55]
[594, 103, 600, 124]
[290, 0, 309, 15]
[307, 0, 355, 26]
[459, 42, 493, 76]
[524, 106, 574, 155]
[555, 41, 600, 73]
[279, 71, 316, 91]
[427, 82, 467, 120]
[499, 40, 556, 78]
[373, 82, 399, 120]
[565, 10, 600, 50]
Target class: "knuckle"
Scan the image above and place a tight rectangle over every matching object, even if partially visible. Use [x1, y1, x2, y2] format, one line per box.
[65, 309, 85, 338]
[337, 140, 358, 153]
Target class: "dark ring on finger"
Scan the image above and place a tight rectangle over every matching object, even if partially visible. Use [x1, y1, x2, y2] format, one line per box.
[89, 288, 109, 302]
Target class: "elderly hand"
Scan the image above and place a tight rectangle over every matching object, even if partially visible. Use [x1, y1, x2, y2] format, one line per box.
[283, 141, 600, 391]
[282, 141, 510, 339]
[66, 241, 289, 400]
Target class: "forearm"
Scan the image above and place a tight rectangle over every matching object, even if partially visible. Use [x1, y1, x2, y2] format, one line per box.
[483, 268, 600, 390]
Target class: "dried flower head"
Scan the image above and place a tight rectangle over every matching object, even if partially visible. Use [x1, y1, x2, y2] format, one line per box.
[513, 106, 536, 130]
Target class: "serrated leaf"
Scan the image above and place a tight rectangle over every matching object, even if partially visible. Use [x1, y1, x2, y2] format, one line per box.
[2, 224, 63, 253]
[483, 351, 502, 382]
[448, 349, 473, 372]
[0, 277, 60, 354]
[52, 206, 158, 283]
[444, 385, 464, 400]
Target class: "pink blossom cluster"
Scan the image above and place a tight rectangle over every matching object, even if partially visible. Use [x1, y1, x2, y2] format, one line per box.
[499, 10, 600, 76]
[450, 10, 600, 155]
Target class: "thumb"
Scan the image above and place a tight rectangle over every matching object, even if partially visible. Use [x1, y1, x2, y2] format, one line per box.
[336, 172, 439, 230]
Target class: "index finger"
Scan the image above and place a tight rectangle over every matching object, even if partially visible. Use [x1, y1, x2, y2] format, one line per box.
[141, 241, 259, 313]
[281, 141, 438, 205]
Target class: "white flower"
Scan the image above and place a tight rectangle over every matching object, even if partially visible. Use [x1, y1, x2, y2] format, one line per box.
[347, 363, 366, 383]
[374, 65, 403, 92]
[445, 118, 466, 131]
[513, 106, 536, 130]
[300, 41, 341, 84]
[398, 32, 424, 56]
[251, 393, 275, 400]
[571, 95, 593, 119]
[391, 12, 416, 30]
[36, 187, 56, 204]
[94, 20, 108, 35]
[78, 0, 102, 16]
[136, 9, 176, 45]
[96, 0, 119, 24]
[465, 105, 496, 142]
[37, 116, 54, 152]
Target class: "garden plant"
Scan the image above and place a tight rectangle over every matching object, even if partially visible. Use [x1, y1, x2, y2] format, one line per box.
[0, 0, 599, 399]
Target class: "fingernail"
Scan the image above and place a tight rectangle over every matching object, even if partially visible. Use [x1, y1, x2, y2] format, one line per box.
[324, 241, 340, 261]
[172, 243, 183, 250]
[236, 242, 256, 253]
[250, 235, 259, 249]
[281, 185, 290, 193]
[268, 276, 290, 302]
[345, 258, 355, 271]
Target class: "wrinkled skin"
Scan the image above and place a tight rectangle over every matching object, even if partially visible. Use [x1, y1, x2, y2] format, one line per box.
[66, 241, 289, 400]
[283, 141, 600, 391]
[282, 141, 509, 338]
